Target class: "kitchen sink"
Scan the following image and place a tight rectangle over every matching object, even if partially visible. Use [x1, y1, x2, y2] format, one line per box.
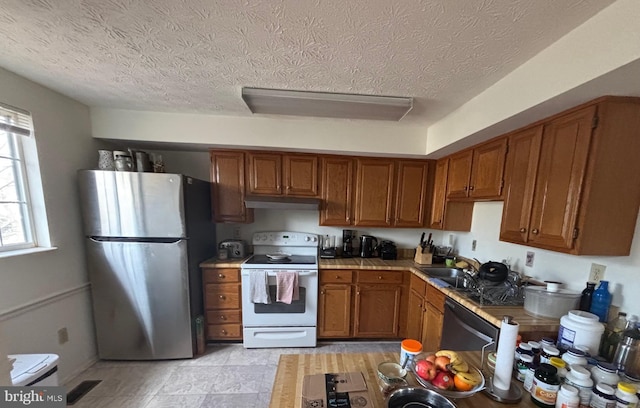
[417, 266, 469, 287]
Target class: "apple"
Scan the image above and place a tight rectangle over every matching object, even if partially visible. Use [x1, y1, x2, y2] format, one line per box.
[425, 354, 436, 364]
[415, 359, 437, 381]
[432, 371, 455, 390]
[434, 355, 451, 371]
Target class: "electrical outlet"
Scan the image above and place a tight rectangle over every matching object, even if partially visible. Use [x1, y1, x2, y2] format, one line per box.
[233, 227, 241, 239]
[589, 263, 606, 282]
[448, 234, 455, 246]
[526, 251, 535, 267]
[471, 240, 477, 251]
[58, 327, 69, 345]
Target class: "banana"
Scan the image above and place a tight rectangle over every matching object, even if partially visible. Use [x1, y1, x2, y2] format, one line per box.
[435, 350, 461, 365]
[455, 369, 482, 386]
[447, 359, 469, 374]
[455, 261, 469, 269]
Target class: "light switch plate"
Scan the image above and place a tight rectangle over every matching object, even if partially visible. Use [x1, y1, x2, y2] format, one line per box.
[589, 263, 606, 282]
[526, 251, 535, 267]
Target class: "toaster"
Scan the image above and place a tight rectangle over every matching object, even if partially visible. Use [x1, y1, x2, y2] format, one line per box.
[219, 240, 246, 258]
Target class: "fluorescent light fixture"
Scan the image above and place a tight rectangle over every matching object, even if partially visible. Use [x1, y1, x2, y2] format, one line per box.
[241, 87, 413, 121]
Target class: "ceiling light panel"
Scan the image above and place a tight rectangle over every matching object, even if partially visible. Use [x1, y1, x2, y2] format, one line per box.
[242, 87, 413, 121]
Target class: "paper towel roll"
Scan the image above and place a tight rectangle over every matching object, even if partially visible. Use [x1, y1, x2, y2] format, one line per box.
[493, 316, 519, 391]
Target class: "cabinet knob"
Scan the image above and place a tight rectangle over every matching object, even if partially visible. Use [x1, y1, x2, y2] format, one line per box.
[463, 186, 468, 191]
[219, 295, 225, 299]
[221, 329, 227, 335]
[321, 290, 325, 295]
[532, 229, 539, 234]
[220, 315, 226, 320]
[468, 186, 474, 191]
[218, 274, 224, 278]
[335, 275, 340, 279]
[378, 276, 382, 280]
[520, 228, 526, 233]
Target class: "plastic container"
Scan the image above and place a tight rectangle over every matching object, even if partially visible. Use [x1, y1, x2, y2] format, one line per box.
[556, 384, 580, 408]
[541, 346, 561, 364]
[615, 382, 638, 407]
[591, 362, 620, 387]
[532, 363, 561, 408]
[562, 348, 589, 369]
[518, 354, 535, 382]
[525, 286, 581, 319]
[590, 281, 612, 323]
[400, 338, 422, 367]
[558, 311, 605, 355]
[565, 365, 594, 408]
[550, 357, 569, 381]
[590, 383, 616, 408]
[8, 353, 59, 386]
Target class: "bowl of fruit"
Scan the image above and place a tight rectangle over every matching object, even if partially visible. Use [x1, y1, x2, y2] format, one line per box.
[410, 350, 485, 399]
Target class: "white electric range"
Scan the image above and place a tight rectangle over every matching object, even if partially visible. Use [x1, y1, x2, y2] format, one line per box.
[240, 231, 319, 348]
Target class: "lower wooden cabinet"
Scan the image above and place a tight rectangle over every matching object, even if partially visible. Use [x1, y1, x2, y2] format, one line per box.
[203, 268, 243, 340]
[406, 274, 427, 341]
[354, 284, 402, 337]
[318, 284, 352, 338]
[422, 285, 445, 351]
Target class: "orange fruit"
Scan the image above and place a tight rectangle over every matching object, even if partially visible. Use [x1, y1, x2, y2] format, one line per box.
[453, 373, 474, 392]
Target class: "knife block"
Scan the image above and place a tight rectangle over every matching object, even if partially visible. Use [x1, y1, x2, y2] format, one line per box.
[414, 246, 433, 265]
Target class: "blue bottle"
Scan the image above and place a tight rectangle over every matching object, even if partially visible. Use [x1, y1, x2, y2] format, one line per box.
[589, 280, 612, 323]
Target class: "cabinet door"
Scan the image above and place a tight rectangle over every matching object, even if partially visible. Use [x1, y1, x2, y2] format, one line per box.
[406, 289, 424, 342]
[210, 151, 253, 223]
[320, 157, 354, 226]
[422, 303, 443, 352]
[318, 284, 352, 338]
[529, 106, 595, 251]
[446, 150, 473, 199]
[469, 138, 508, 199]
[394, 160, 429, 227]
[284, 154, 318, 196]
[247, 152, 282, 195]
[354, 159, 395, 226]
[429, 159, 448, 229]
[500, 126, 543, 244]
[354, 284, 401, 337]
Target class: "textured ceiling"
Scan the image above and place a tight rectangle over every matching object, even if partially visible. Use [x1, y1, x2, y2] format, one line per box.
[0, 0, 615, 124]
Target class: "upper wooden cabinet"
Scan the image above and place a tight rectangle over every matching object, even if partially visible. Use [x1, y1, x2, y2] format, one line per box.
[500, 97, 640, 255]
[446, 138, 507, 200]
[210, 151, 253, 223]
[354, 158, 395, 227]
[247, 152, 318, 197]
[394, 160, 431, 227]
[429, 159, 448, 229]
[320, 156, 354, 226]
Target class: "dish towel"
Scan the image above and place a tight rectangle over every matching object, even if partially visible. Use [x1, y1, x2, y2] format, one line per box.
[276, 271, 299, 304]
[250, 270, 271, 304]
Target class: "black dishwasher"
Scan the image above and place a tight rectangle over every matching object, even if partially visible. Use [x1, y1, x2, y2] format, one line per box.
[441, 297, 499, 351]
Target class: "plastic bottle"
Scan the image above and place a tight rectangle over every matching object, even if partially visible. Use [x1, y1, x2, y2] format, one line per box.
[601, 312, 628, 361]
[550, 357, 569, 382]
[590, 383, 616, 408]
[564, 365, 594, 408]
[556, 384, 580, 408]
[615, 382, 638, 408]
[562, 348, 589, 369]
[532, 363, 561, 408]
[591, 362, 620, 387]
[590, 281, 612, 323]
[581, 282, 597, 312]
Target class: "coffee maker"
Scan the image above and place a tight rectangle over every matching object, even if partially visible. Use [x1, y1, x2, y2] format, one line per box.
[342, 230, 355, 258]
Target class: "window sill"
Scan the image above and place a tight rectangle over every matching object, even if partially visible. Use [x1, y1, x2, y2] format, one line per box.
[0, 246, 58, 259]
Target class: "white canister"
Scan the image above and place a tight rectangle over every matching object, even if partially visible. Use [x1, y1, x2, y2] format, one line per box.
[556, 384, 580, 408]
[615, 382, 638, 408]
[400, 339, 422, 367]
[591, 362, 620, 387]
[558, 310, 605, 355]
[563, 348, 589, 369]
[565, 365, 594, 407]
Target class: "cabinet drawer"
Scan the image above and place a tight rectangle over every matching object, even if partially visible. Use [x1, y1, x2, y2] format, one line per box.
[320, 270, 353, 284]
[207, 323, 242, 339]
[203, 268, 240, 283]
[206, 310, 242, 324]
[205, 284, 241, 309]
[356, 270, 403, 284]
[410, 273, 427, 294]
[425, 284, 445, 313]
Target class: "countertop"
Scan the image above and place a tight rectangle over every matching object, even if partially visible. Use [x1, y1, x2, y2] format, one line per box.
[270, 351, 534, 408]
[198, 255, 561, 333]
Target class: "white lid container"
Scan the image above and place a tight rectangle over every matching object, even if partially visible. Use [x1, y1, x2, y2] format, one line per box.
[524, 286, 581, 319]
[8, 353, 59, 386]
[557, 310, 605, 355]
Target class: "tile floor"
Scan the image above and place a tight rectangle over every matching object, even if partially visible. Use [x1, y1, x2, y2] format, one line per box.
[65, 341, 400, 408]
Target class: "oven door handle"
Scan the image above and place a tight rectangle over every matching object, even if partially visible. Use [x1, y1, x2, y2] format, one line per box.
[241, 271, 318, 277]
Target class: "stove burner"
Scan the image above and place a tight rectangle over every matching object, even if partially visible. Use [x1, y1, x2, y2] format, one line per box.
[267, 257, 291, 263]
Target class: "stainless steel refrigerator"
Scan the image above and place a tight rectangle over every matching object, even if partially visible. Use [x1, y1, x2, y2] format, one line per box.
[78, 170, 215, 360]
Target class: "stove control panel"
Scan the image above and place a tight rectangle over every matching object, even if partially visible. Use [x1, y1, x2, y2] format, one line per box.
[252, 231, 319, 247]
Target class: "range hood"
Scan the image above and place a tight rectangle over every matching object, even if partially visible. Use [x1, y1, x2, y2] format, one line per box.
[244, 195, 321, 210]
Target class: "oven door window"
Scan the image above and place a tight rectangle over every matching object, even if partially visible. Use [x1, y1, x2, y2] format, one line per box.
[253, 286, 306, 314]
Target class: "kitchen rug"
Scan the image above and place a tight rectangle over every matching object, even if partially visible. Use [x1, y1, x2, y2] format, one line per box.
[66, 380, 101, 405]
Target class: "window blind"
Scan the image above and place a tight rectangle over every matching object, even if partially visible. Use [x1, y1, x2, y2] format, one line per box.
[0, 102, 33, 137]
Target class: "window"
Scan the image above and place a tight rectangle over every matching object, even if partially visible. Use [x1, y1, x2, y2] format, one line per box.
[0, 103, 36, 251]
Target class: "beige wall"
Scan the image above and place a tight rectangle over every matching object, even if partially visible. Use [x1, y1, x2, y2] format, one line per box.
[0, 67, 99, 383]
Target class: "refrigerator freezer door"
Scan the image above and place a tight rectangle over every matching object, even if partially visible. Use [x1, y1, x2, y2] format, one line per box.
[78, 170, 186, 238]
[86, 238, 193, 359]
